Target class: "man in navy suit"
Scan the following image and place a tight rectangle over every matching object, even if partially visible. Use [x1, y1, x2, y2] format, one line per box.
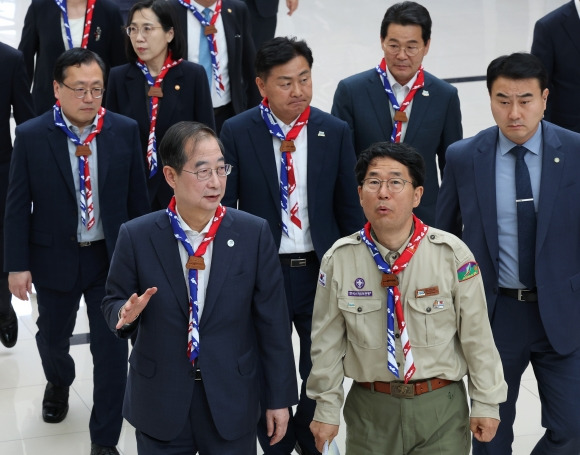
[331, 1, 462, 226]
[4, 48, 149, 455]
[172, 0, 261, 133]
[0, 42, 34, 349]
[102, 121, 297, 454]
[221, 37, 364, 455]
[242, 0, 299, 50]
[436, 52, 580, 455]
[531, 0, 580, 133]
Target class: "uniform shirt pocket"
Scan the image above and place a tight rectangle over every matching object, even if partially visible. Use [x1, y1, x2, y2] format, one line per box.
[405, 295, 456, 347]
[338, 298, 383, 349]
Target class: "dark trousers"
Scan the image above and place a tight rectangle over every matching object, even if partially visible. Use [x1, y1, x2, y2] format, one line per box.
[257, 256, 320, 455]
[35, 242, 127, 446]
[243, 0, 277, 52]
[472, 293, 580, 455]
[136, 379, 257, 454]
[214, 103, 235, 136]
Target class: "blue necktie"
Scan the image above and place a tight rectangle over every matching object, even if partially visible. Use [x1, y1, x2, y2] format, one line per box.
[199, 8, 212, 88]
[512, 145, 536, 289]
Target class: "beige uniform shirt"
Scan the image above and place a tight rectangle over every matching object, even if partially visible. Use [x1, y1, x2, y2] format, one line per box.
[306, 226, 507, 425]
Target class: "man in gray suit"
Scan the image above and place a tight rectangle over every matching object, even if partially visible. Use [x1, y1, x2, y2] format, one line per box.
[331, 1, 462, 226]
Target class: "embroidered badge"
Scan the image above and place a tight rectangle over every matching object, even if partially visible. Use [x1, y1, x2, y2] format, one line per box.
[433, 300, 445, 309]
[318, 270, 327, 287]
[354, 278, 365, 289]
[457, 261, 479, 281]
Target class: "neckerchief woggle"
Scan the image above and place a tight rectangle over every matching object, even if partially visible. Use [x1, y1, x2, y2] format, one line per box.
[375, 58, 425, 143]
[135, 52, 183, 177]
[177, 0, 225, 97]
[359, 214, 428, 382]
[53, 100, 105, 230]
[54, 0, 96, 50]
[259, 98, 310, 235]
[166, 196, 226, 366]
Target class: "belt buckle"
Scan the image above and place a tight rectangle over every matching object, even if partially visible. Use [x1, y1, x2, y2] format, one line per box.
[194, 369, 202, 381]
[390, 382, 415, 398]
[79, 241, 91, 247]
[290, 258, 307, 267]
[517, 289, 529, 301]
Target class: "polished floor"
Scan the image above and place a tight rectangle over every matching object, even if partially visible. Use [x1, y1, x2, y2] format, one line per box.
[0, 0, 568, 453]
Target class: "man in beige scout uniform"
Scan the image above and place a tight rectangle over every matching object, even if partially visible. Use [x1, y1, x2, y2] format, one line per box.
[307, 142, 507, 455]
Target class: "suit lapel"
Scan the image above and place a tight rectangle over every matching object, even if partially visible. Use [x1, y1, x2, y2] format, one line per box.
[125, 65, 150, 131]
[222, 2, 236, 67]
[366, 71, 392, 140]
[404, 74, 432, 144]
[563, 3, 580, 56]
[96, 114, 113, 190]
[200, 210, 238, 324]
[474, 129, 500, 275]
[249, 110, 280, 210]
[151, 213, 189, 316]
[536, 122, 564, 251]
[306, 109, 326, 215]
[47, 120, 76, 200]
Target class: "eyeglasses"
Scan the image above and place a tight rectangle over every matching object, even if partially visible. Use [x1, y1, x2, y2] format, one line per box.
[384, 44, 423, 57]
[182, 164, 233, 181]
[61, 82, 105, 99]
[361, 177, 411, 193]
[126, 25, 164, 38]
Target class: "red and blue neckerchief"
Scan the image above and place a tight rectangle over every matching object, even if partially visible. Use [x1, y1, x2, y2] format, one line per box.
[53, 100, 105, 230]
[359, 214, 428, 382]
[135, 52, 183, 177]
[53, 0, 96, 49]
[375, 58, 425, 143]
[166, 196, 226, 366]
[177, 0, 225, 97]
[259, 98, 310, 235]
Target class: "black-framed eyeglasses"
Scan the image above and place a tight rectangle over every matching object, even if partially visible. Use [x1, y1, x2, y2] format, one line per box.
[384, 44, 423, 57]
[361, 177, 411, 193]
[182, 164, 233, 181]
[126, 25, 164, 37]
[61, 82, 105, 99]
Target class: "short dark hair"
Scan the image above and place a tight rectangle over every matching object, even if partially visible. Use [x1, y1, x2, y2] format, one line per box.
[255, 36, 313, 80]
[125, 0, 185, 63]
[159, 121, 224, 173]
[53, 48, 106, 84]
[355, 142, 425, 188]
[380, 1, 432, 44]
[486, 52, 548, 94]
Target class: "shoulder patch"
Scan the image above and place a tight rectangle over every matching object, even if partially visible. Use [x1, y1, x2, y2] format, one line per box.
[457, 261, 479, 281]
[318, 270, 327, 287]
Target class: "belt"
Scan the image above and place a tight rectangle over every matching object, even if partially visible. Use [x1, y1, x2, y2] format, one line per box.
[191, 369, 202, 381]
[499, 287, 538, 302]
[78, 240, 105, 248]
[213, 102, 232, 117]
[279, 251, 318, 268]
[356, 378, 454, 398]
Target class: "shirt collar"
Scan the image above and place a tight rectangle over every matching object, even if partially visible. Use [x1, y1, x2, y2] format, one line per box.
[385, 66, 418, 91]
[60, 110, 98, 137]
[175, 206, 212, 236]
[575, 0, 580, 19]
[191, 1, 215, 13]
[498, 123, 543, 157]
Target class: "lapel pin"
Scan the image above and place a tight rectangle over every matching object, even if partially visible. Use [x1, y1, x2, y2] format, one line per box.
[422, 90, 429, 96]
[227, 239, 234, 247]
[175, 85, 181, 91]
[94, 26, 102, 42]
[318, 131, 325, 137]
[228, 8, 232, 13]
[554, 157, 560, 163]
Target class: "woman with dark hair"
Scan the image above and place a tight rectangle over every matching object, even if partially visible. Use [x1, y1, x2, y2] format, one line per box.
[107, 0, 215, 210]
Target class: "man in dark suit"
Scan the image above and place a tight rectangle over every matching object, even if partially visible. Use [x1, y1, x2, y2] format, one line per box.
[102, 121, 297, 454]
[18, 0, 127, 115]
[531, 0, 580, 133]
[221, 37, 364, 455]
[0, 42, 35, 349]
[242, 0, 299, 51]
[4, 48, 149, 455]
[173, 0, 261, 133]
[436, 52, 580, 455]
[331, 1, 462, 226]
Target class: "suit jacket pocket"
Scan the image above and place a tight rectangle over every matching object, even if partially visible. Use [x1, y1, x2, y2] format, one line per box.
[338, 298, 383, 349]
[129, 349, 156, 379]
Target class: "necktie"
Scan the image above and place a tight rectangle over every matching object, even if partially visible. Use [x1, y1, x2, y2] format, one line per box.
[375, 58, 425, 143]
[360, 215, 428, 383]
[166, 196, 226, 366]
[199, 8, 212, 87]
[512, 145, 537, 289]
